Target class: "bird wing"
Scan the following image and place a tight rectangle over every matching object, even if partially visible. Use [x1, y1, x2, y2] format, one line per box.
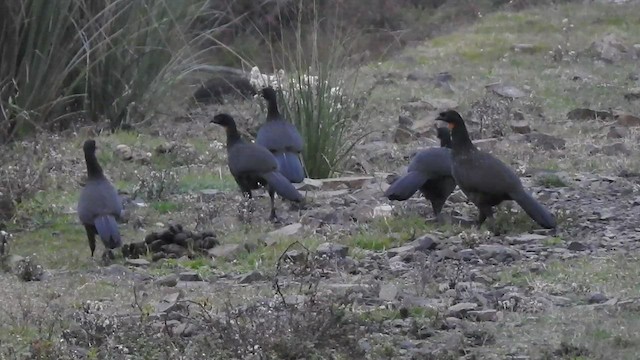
[228, 143, 278, 176]
[78, 179, 122, 223]
[256, 121, 304, 152]
[452, 151, 521, 195]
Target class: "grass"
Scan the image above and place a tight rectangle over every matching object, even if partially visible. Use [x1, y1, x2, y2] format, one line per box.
[177, 170, 237, 193]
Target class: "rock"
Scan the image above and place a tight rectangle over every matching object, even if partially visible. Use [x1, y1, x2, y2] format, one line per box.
[447, 302, 477, 318]
[510, 120, 531, 134]
[162, 244, 187, 258]
[607, 126, 629, 139]
[173, 322, 197, 337]
[208, 243, 244, 260]
[401, 100, 436, 116]
[473, 138, 499, 152]
[155, 274, 178, 287]
[199, 236, 219, 250]
[115, 144, 133, 161]
[568, 108, 614, 121]
[179, 272, 203, 282]
[149, 239, 167, 253]
[414, 235, 438, 252]
[406, 71, 430, 82]
[145, 232, 159, 244]
[262, 223, 303, 246]
[125, 258, 150, 267]
[295, 178, 323, 191]
[156, 292, 183, 314]
[624, 88, 640, 101]
[511, 43, 538, 54]
[316, 242, 349, 259]
[524, 133, 566, 150]
[238, 270, 265, 284]
[320, 176, 374, 190]
[589, 34, 629, 63]
[615, 113, 640, 127]
[505, 233, 548, 245]
[379, 283, 399, 301]
[485, 83, 526, 98]
[394, 126, 415, 144]
[567, 241, 588, 251]
[155, 142, 177, 154]
[598, 142, 631, 156]
[588, 292, 608, 304]
[398, 115, 414, 127]
[475, 244, 521, 262]
[373, 205, 393, 218]
[468, 309, 499, 322]
[284, 250, 306, 263]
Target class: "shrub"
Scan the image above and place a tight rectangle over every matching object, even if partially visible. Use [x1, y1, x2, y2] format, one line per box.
[0, 0, 212, 141]
[250, 2, 370, 179]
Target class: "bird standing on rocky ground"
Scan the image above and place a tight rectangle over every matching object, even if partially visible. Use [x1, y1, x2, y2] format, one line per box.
[256, 86, 305, 183]
[436, 110, 556, 230]
[385, 126, 456, 222]
[77, 139, 123, 261]
[212, 113, 303, 222]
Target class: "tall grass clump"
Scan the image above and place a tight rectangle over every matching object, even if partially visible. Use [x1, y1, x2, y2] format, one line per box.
[0, 0, 210, 142]
[250, 2, 369, 179]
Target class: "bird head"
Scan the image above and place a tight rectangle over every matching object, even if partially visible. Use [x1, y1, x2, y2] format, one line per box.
[211, 113, 236, 128]
[260, 86, 277, 102]
[436, 110, 465, 130]
[83, 139, 97, 154]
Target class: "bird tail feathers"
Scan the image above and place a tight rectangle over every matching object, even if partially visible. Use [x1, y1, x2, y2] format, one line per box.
[509, 190, 556, 229]
[384, 171, 428, 201]
[275, 152, 305, 183]
[262, 171, 303, 202]
[94, 215, 122, 249]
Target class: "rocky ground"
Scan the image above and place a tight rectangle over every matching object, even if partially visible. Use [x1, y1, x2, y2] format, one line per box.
[1, 2, 640, 360]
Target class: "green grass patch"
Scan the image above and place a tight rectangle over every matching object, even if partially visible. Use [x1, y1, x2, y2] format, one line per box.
[178, 171, 237, 193]
[151, 200, 182, 214]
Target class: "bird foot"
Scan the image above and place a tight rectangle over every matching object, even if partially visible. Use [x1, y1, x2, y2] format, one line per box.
[269, 212, 282, 224]
[100, 250, 115, 266]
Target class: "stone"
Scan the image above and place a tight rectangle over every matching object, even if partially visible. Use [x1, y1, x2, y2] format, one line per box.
[589, 34, 629, 63]
[115, 144, 133, 161]
[162, 244, 187, 257]
[476, 244, 521, 262]
[238, 270, 265, 284]
[155, 274, 178, 287]
[208, 243, 244, 260]
[599, 142, 631, 156]
[294, 178, 323, 191]
[524, 133, 566, 150]
[379, 283, 399, 301]
[588, 292, 608, 304]
[511, 43, 538, 54]
[505, 233, 548, 245]
[624, 88, 640, 101]
[401, 100, 436, 115]
[468, 309, 499, 322]
[615, 113, 640, 127]
[316, 242, 349, 258]
[567, 241, 588, 251]
[567, 108, 612, 121]
[372, 205, 393, 218]
[485, 83, 526, 98]
[398, 115, 414, 127]
[406, 71, 430, 82]
[394, 126, 415, 144]
[510, 120, 531, 134]
[262, 223, 303, 246]
[173, 322, 197, 337]
[284, 250, 306, 263]
[320, 176, 374, 190]
[607, 126, 629, 139]
[125, 258, 150, 267]
[179, 272, 203, 282]
[155, 142, 177, 154]
[447, 302, 478, 318]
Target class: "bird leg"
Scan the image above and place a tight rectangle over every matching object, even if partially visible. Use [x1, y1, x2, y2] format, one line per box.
[476, 205, 494, 229]
[84, 225, 97, 257]
[268, 187, 280, 223]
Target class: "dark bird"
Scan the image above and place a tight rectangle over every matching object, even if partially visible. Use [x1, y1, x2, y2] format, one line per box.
[212, 113, 303, 221]
[256, 87, 305, 183]
[77, 140, 123, 258]
[436, 110, 556, 229]
[384, 127, 456, 219]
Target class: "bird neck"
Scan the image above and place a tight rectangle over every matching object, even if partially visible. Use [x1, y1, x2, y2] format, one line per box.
[440, 136, 453, 149]
[450, 123, 476, 153]
[266, 98, 280, 121]
[225, 125, 243, 148]
[84, 151, 104, 179]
